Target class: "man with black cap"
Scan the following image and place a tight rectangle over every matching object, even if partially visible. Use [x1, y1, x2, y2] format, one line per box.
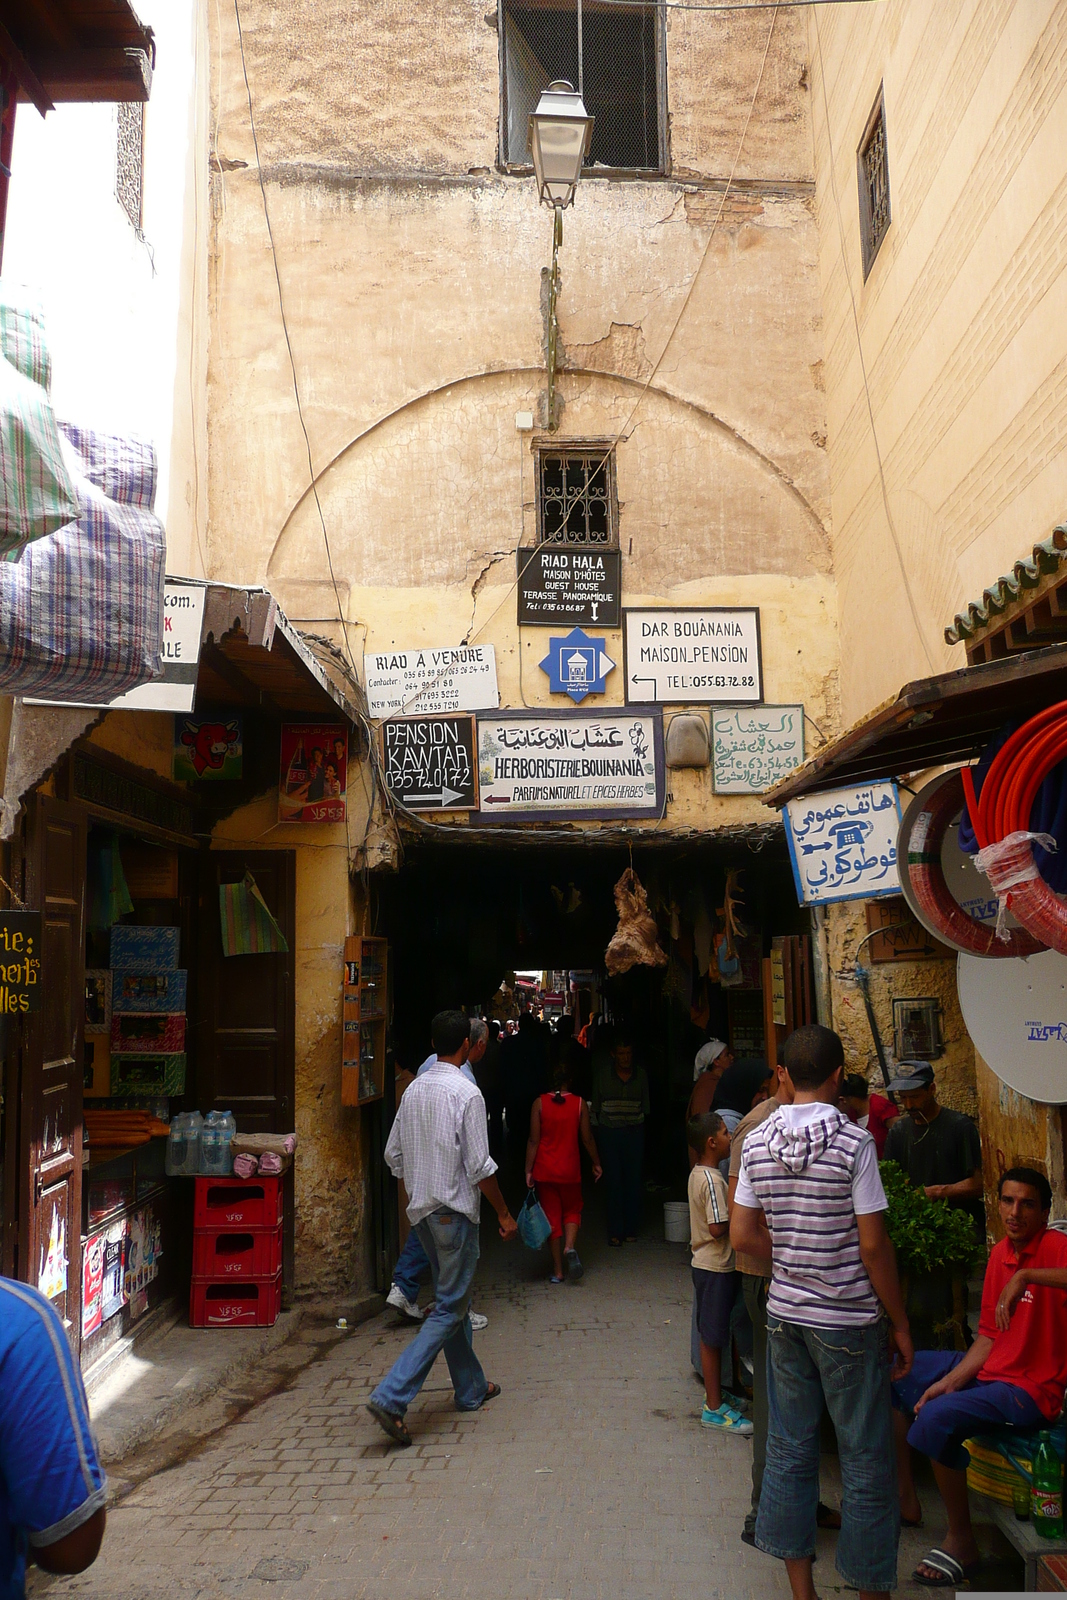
[882, 1062, 984, 1235]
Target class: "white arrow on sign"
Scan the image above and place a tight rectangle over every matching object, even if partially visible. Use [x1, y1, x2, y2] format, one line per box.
[405, 787, 466, 808]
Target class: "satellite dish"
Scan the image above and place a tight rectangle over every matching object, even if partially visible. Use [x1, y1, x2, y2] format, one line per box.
[957, 949, 1067, 1103]
[897, 771, 1024, 953]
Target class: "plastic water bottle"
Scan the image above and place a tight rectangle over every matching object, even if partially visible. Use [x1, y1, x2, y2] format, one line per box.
[217, 1110, 236, 1175]
[184, 1110, 203, 1175]
[199, 1111, 221, 1175]
[1031, 1431, 1064, 1539]
[165, 1113, 188, 1176]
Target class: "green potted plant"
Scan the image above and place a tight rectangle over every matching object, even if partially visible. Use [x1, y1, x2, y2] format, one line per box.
[880, 1159, 984, 1349]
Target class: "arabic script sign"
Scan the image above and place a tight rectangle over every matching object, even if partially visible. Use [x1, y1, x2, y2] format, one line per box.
[783, 781, 902, 906]
[364, 644, 498, 719]
[712, 705, 804, 794]
[477, 710, 663, 821]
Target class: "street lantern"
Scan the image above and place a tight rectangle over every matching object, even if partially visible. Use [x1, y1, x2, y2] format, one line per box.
[528, 80, 594, 210]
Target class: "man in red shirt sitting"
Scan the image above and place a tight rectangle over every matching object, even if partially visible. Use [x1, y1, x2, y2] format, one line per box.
[893, 1166, 1067, 1588]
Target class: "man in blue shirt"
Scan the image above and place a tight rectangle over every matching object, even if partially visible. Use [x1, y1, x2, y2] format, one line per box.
[1, 1277, 107, 1599]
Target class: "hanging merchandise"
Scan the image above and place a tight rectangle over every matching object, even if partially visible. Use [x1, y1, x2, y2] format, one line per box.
[219, 872, 289, 957]
[604, 868, 668, 977]
[87, 833, 134, 929]
[0, 422, 165, 701]
[959, 703, 1067, 955]
[898, 769, 1042, 959]
[0, 288, 78, 558]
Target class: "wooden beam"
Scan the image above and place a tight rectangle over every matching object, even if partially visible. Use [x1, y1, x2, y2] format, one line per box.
[0, 21, 51, 113]
[29, 45, 151, 102]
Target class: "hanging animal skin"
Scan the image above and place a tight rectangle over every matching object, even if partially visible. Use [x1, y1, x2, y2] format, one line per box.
[605, 868, 668, 976]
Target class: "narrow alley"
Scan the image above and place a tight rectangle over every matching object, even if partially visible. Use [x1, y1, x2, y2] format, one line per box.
[34, 1227, 961, 1600]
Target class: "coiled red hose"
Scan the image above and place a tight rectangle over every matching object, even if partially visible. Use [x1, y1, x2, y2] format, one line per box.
[903, 768, 1044, 958]
[962, 699, 1067, 956]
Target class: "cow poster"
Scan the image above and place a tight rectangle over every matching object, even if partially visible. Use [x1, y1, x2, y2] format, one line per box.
[279, 724, 348, 824]
[173, 716, 243, 781]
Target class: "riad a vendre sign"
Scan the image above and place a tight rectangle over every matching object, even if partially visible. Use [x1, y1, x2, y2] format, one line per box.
[0, 911, 42, 1014]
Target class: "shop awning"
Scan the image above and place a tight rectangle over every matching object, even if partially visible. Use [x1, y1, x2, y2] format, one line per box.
[198, 585, 366, 725]
[1, 1, 154, 112]
[765, 642, 1067, 806]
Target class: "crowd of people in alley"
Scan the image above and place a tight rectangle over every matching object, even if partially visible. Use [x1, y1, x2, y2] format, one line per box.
[369, 1002, 1067, 1598]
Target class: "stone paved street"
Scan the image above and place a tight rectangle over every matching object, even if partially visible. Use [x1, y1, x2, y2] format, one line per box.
[35, 1225, 994, 1600]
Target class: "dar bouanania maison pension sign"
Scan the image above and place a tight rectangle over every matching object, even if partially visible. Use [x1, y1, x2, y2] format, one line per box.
[623, 608, 762, 704]
[477, 709, 663, 822]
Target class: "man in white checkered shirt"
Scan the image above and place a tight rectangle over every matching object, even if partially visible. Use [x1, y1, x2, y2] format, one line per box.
[367, 1010, 517, 1447]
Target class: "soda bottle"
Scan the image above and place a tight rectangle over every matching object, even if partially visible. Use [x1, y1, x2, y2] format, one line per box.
[1030, 1431, 1064, 1540]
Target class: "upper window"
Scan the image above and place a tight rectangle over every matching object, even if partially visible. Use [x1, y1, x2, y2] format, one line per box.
[116, 101, 145, 233]
[501, 1, 664, 174]
[858, 91, 890, 279]
[537, 447, 617, 545]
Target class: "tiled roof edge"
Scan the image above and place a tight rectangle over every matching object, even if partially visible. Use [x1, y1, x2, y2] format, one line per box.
[945, 523, 1067, 645]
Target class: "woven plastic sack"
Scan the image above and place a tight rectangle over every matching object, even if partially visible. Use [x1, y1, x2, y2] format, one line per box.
[516, 1187, 552, 1251]
[0, 421, 165, 700]
[0, 290, 78, 557]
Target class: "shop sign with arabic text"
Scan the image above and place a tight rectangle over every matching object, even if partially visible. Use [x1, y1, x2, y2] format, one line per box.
[712, 705, 804, 794]
[783, 781, 902, 905]
[476, 709, 663, 822]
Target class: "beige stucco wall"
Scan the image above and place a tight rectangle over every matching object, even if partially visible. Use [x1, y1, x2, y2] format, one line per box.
[808, 0, 1067, 725]
[208, 0, 837, 844]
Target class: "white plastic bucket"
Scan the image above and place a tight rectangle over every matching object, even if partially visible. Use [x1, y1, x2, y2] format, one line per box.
[663, 1200, 690, 1243]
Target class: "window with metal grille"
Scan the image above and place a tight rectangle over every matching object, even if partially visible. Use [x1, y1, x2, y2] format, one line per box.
[501, 0, 664, 174]
[116, 101, 144, 233]
[858, 91, 889, 279]
[537, 447, 617, 545]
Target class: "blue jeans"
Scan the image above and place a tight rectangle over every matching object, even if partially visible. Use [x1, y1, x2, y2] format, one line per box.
[598, 1123, 644, 1238]
[757, 1315, 897, 1593]
[370, 1208, 488, 1415]
[893, 1350, 1046, 1470]
[391, 1227, 431, 1302]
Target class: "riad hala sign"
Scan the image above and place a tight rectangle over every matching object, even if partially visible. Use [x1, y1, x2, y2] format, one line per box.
[783, 781, 902, 906]
[623, 608, 762, 705]
[477, 709, 663, 822]
[0, 910, 42, 1014]
[517, 547, 621, 627]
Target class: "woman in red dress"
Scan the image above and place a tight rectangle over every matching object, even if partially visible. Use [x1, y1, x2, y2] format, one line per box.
[526, 1064, 602, 1283]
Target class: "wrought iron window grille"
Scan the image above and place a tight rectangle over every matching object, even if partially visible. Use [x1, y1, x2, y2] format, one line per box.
[537, 447, 617, 545]
[500, 0, 666, 176]
[858, 90, 890, 279]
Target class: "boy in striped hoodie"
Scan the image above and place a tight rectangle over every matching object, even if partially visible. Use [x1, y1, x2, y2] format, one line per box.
[731, 1024, 913, 1600]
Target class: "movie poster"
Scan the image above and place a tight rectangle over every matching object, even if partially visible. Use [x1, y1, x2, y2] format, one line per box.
[279, 724, 347, 824]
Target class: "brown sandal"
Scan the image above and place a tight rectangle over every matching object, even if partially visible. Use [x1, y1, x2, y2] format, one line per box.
[366, 1401, 412, 1447]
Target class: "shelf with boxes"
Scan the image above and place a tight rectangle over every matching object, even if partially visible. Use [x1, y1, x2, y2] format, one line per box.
[189, 1175, 283, 1328]
[341, 935, 388, 1107]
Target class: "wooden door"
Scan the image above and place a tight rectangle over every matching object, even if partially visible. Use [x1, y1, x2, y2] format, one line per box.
[195, 852, 295, 1287]
[14, 797, 87, 1341]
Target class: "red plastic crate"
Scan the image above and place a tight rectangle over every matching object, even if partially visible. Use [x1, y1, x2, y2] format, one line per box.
[191, 1225, 282, 1281]
[189, 1273, 281, 1328]
[194, 1176, 283, 1230]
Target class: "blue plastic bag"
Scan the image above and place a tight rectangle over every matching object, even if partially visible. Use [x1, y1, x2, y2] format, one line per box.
[517, 1187, 552, 1251]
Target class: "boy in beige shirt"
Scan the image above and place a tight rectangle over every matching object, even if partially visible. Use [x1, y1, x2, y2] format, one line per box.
[687, 1112, 752, 1436]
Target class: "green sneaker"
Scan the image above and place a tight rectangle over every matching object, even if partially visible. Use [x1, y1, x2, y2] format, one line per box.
[700, 1403, 754, 1436]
